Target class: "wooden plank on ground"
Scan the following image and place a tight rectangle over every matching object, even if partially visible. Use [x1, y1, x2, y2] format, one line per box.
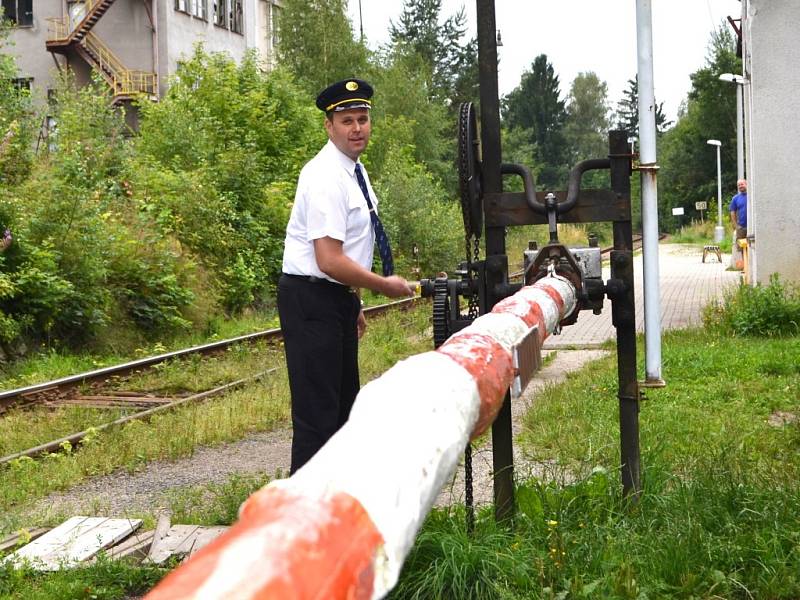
[95, 530, 155, 561]
[146, 525, 228, 564]
[3, 516, 141, 570]
[0, 528, 51, 553]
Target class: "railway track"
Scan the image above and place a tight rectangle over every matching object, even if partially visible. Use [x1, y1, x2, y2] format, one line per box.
[0, 297, 419, 464]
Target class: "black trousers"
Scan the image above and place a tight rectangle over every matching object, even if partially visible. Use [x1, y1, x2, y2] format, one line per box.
[277, 274, 360, 473]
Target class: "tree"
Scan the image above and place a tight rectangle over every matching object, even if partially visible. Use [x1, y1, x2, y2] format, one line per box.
[388, 0, 477, 107]
[658, 26, 741, 230]
[277, 0, 368, 96]
[564, 72, 610, 164]
[614, 75, 672, 137]
[502, 54, 568, 189]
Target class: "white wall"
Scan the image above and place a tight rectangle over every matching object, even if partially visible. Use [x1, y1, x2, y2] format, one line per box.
[743, 0, 800, 284]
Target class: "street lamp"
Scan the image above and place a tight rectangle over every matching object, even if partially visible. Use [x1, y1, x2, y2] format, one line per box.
[719, 73, 748, 180]
[707, 139, 724, 243]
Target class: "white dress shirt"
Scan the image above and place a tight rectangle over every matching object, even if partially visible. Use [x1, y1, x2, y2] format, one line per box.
[282, 140, 377, 282]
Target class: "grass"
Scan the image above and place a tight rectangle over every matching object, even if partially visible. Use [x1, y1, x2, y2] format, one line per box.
[4, 265, 799, 598]
[670, 219, 733, 253]
[0, 303, 433, 534]
[0, 310, 282, 393]
[391, 327, 800, 599]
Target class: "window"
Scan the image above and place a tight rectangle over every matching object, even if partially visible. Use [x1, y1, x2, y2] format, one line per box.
[269, 2, 280, 51]
[230, 0, 242, 33]
[174, 0, 189, 13]
[191, 0, 207, 20]
[11, 77, 32, 92]
[213, 0, 227, 27]
[1, 0, 33, 27]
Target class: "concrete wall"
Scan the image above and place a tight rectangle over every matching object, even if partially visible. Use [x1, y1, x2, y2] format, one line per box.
[160, 1, 252, 94]
[4, 0, 65, 103]
[742, 0, 800, 284]
[6, 0, 269, 101]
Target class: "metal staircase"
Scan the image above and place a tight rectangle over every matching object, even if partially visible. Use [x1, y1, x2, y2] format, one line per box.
[46, 0, 156, 102]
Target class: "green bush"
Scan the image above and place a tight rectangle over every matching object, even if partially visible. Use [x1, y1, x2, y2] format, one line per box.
[0, 74, 196, 347]
[704, 274, 800, 337]
[372, 146, 463, 277]
[134, 49, 319, 311]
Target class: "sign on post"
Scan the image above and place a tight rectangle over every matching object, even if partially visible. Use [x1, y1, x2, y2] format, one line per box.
[695, 201, 707, 223]
[671, 207, 685, 216]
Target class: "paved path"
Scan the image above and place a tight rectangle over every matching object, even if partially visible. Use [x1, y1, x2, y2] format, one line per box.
[543, 243, 741, 349]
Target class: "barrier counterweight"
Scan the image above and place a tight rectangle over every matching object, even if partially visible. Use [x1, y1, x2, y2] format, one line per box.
[145, 275, 577, 600]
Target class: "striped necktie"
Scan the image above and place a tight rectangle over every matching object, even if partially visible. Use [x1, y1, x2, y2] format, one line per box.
[354, 163, 394, 276]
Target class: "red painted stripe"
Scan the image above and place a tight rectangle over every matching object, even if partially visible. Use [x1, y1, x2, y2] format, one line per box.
[437, 332, 514, 438]
[145, 488, 382, 600]
[537, 283, 566, 316]
[492, 295, 548, 342]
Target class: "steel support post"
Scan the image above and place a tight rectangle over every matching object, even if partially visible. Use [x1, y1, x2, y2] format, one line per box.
[609, 130, 641, 499]
[475, 0, 514, 524]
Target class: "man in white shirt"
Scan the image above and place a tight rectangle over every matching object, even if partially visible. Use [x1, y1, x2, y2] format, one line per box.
[278, 78, 415, 473]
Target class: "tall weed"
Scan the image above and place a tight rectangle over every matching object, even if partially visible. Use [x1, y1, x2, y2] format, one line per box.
[704, 274, 800, 336]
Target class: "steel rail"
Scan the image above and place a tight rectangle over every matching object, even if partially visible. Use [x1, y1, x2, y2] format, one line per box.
[0, 297, 419, 412]
[0, 369, 277, 465]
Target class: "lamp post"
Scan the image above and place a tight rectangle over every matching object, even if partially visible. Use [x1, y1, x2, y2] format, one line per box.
[718, 73, 748, 179]
[707, 139, 724, 243]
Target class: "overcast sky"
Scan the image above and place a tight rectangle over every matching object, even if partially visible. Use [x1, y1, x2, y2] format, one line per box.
[347, 0, 742, 121]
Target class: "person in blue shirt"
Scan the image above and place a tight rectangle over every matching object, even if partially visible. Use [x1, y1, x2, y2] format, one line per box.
[729, 179, 748, 241]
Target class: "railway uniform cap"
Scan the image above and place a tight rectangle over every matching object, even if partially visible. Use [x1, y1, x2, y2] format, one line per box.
[316, 78, 373, 113]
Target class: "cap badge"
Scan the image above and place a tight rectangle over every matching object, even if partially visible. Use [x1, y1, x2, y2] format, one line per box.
[346, 81, 359, 91]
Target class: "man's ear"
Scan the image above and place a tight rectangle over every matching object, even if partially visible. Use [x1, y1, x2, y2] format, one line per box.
[323, 117, 333, 136]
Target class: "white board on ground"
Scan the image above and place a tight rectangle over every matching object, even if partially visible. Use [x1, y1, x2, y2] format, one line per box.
[4, 516, 141, 571]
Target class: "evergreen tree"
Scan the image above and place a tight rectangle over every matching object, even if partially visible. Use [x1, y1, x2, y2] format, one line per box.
[277, 0, 368, 95]
[388, 0, 477, 107]
[614, 75, 672, 137]
[502, 54, 568, 189]
[658, 27, 741, 230]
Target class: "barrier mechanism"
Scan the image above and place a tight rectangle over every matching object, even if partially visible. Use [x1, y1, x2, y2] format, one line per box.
[145, 275, 576, 600]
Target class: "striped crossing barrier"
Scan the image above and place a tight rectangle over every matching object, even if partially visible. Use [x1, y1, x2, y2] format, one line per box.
[145, 275, 578, 600]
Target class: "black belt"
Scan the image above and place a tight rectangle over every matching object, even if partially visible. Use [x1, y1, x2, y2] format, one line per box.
[282, 273, 352, 291]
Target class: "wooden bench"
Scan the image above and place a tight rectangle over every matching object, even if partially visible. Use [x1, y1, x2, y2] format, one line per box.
[702, 245, 722, 263]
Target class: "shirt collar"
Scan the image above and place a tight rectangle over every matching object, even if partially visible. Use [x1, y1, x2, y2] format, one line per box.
[325, 139, 362, 176]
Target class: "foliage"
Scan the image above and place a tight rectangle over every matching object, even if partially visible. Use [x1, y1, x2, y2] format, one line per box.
[0, 21, 35, 186]
[388, 0, 478, 108]
[365, 48, 452, 189]
[564, 72, 610, 162]
[704, 274, 800, 337]
[613, 74, 672, 137]
[658, 26, 741, 230]
[395, 328, 800, 598]
[277, 0, 368, 96]
[0, 553, 165, 599]
[563, 72, 611, 189]
[371, 146, 463, 277]
[134, 49, 320, 312]
[502, 55, 568, 189]
[0, 73, 195, 347]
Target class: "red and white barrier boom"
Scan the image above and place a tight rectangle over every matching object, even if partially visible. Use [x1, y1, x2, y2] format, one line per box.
[146, 275, 577, 600]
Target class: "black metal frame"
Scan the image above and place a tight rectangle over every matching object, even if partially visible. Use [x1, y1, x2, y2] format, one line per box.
[474, 0, 640, 521]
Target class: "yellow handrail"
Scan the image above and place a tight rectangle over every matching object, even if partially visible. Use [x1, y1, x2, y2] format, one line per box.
[84, 31, 127, 81]
[46, 17, 69, 41]
[83, 32, 157, 97]
[47, 0, 111, 42]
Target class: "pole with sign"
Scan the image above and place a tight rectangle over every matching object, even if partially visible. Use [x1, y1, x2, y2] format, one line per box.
[695, 200, 707, 223]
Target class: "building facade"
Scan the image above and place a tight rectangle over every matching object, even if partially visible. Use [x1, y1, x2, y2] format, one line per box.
[740, 0, 800, 284]
[2, 0, 281, 109]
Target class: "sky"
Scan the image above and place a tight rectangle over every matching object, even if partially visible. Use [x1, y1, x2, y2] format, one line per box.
[347, 0, 742, 122]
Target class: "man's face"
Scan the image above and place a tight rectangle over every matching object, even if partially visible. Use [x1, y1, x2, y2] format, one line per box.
[325, 108, 371, 160]
[738, 180, 747, 193]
